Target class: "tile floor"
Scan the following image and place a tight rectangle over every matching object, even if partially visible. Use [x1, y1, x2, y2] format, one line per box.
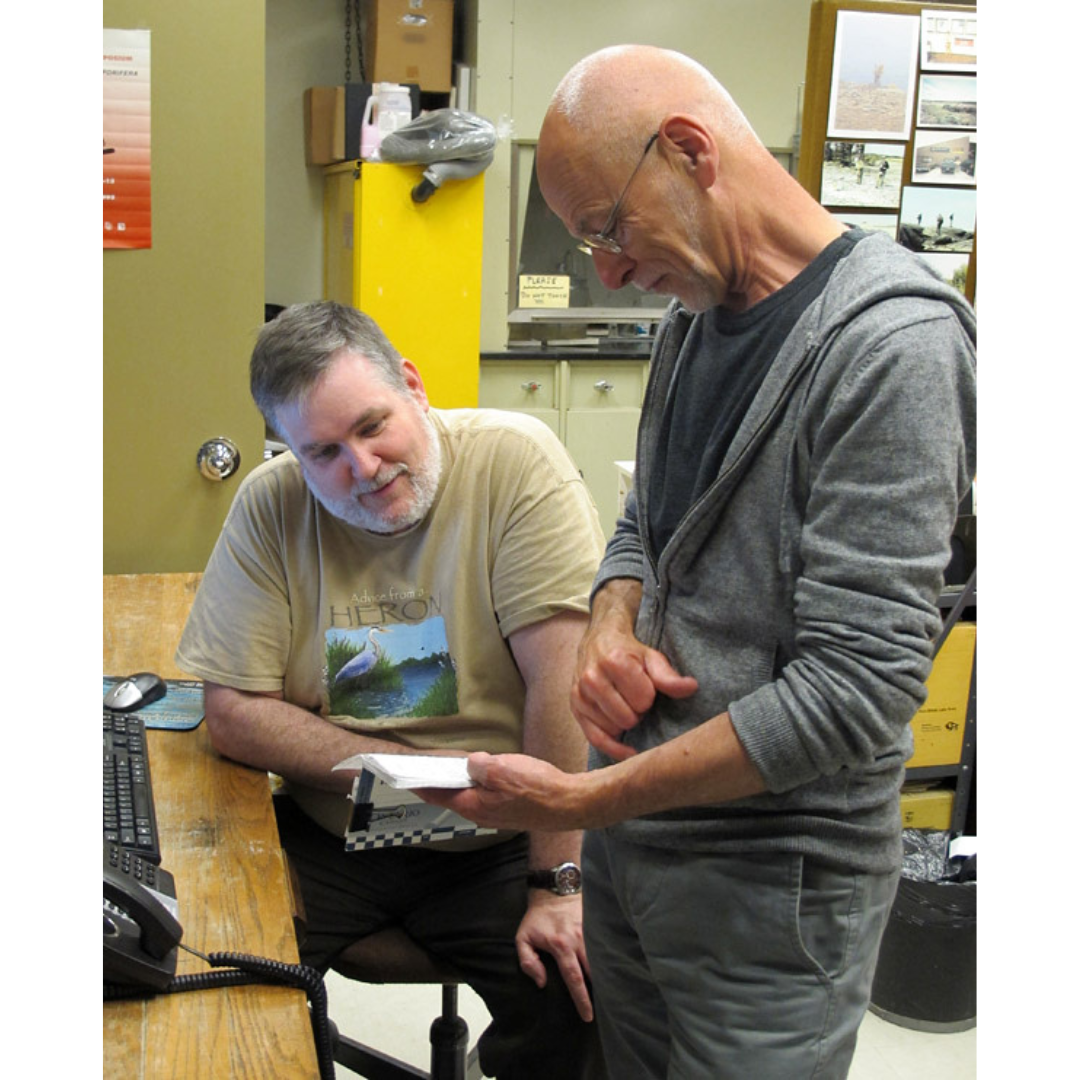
[324, 971, 975, 1078]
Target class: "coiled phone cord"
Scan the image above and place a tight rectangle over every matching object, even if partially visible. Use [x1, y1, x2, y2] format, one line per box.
[104, 947, 337, 1080]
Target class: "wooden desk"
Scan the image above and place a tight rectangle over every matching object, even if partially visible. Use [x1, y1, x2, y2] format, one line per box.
[103, 574, 320, 1078]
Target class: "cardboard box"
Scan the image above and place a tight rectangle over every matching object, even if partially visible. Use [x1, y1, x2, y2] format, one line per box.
[362, 0, 454, 92]
[304, 87, 346, 165]
[900, 787, 955, 830]
[907, 622, 975, 769]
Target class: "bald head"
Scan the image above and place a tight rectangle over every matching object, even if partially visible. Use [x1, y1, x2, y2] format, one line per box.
[540, 45, 760, 172]
[537, 45, 843, 311]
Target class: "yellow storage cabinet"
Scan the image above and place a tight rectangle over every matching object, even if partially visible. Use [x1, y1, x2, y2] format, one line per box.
[324, 161, 484, 408]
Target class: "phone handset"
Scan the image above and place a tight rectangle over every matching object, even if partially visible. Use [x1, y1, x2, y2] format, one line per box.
[104, 847, 182, 991]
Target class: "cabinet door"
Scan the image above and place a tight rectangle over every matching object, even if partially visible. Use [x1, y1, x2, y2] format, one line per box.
[478, 361, 561, 437]
[564, 362, 647, 535]
[325, 163, 484, 410]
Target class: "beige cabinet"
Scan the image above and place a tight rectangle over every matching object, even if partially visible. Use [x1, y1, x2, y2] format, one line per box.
[480, 357, 647, 535]
[477, 359, 561, 437]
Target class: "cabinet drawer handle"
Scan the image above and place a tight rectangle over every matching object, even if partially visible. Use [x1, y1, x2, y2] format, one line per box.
[594, 380, 615, 393]
[521, 381, 542, 392]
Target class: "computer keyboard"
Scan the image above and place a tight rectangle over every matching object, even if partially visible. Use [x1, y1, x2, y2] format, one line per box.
[103, 710, 162, 863]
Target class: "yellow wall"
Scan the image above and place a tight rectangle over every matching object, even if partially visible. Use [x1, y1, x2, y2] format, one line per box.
[104, 0, 266, 573]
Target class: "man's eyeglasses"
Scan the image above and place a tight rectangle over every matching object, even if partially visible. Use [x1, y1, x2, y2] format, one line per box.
[578, 132, 660, 256]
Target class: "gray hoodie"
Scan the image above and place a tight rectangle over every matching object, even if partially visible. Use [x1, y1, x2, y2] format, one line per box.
[593, 232, 977, 873]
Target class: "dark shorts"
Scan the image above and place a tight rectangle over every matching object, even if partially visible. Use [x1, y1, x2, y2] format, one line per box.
[274, 795, 603, 1079]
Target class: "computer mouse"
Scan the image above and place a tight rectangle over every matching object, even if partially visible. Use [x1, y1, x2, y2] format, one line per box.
[105, 671, 167, 713]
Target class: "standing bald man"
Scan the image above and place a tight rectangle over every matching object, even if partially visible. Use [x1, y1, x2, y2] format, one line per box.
[419, 46, 976, 1078]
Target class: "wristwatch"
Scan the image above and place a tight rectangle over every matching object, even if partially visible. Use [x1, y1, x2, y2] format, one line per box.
[527, 861, 582, 896]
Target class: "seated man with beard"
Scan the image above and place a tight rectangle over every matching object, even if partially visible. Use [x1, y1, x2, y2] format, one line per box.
[176, 301, 606, 1080]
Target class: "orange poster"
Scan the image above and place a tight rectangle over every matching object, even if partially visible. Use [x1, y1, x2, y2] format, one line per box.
[103, 29, 151, 249]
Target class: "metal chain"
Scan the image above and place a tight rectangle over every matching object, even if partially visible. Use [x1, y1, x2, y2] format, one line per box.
[344, 0, 352, 82]
[345, 0, 366, 83]
[354, 0, 365, 83]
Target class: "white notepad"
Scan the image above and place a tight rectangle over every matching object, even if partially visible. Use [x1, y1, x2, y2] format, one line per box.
[336, 754, 494, 852]
[334, 752, 475, 789]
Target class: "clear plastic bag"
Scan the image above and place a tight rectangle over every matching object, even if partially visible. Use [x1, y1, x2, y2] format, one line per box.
[378, 108, 497, 202]
[379, 108, 497, 164]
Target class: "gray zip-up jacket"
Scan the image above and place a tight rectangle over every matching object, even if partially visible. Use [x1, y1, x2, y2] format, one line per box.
[593, 233, 977, 873]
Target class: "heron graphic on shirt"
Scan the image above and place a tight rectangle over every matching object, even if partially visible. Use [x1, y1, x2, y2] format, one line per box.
[325, 617, 458, 720]
[333, 625, 389, 686]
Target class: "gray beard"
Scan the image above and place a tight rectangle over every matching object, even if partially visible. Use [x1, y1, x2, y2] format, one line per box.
[311, 413, 444, 534]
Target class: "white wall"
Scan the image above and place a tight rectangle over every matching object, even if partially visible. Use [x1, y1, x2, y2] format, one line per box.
[265, 0, 342, 306]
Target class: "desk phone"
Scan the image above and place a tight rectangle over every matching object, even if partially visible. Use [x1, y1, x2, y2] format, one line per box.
[103, 709, 182, 991]
[104, 843, 181, 990]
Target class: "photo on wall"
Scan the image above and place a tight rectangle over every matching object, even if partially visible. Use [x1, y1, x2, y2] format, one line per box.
[827, 10, 920, 140]
[898, 186, 976, 255]
[921, 8, 978, 72]
[820, 141, 904, 208]
[830, 211, 899, 238]
[912, 131, 976, 186]
[917, 74, 976, 129]
[917, 251, 971, 297]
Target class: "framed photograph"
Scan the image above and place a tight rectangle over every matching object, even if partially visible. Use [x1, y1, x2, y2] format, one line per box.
[827, 10, 920, 140]
[921, 9, 977, 72]
[820, 141, 905, 208]
[917, 75, 976, 129]
[912, 130, 976, 185]
[830, 211, 899, 238]
[917, 252, 971, 296]
[898, 186, 976, 254]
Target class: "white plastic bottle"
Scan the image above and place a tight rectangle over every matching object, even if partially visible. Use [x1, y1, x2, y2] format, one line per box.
[360, 82, 413, 161]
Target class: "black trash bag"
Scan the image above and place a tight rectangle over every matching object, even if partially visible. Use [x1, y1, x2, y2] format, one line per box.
[871, 829, 976, 1031]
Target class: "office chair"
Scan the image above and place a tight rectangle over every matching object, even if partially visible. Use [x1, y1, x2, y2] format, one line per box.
[329, 926, 484, 1080]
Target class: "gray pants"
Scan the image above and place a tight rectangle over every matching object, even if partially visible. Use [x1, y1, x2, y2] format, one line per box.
[583, 829, 898, 1080]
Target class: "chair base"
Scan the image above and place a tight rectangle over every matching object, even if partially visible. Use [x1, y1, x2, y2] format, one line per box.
[331, 986, 484, 1080]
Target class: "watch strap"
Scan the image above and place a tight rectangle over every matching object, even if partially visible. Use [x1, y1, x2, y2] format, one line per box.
[526, 861, 582, 895]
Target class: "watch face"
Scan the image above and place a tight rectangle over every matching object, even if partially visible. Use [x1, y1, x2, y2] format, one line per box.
[555, 863, 582, 894]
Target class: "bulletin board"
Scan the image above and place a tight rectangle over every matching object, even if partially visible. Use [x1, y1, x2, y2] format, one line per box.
[798, 1, 976, 304]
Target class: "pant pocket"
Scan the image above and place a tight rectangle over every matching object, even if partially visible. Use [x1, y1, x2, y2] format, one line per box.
[791, 857, 860, 982]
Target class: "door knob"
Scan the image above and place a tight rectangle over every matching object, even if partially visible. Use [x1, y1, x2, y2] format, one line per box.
[197, 437, 241, 481]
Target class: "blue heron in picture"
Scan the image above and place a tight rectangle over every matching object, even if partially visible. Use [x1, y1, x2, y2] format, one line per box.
[334, 626, 388, 685]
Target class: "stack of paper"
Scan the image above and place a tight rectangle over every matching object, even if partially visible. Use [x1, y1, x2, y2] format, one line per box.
[334, 752, 475, 789]
[334, 752, 493, 852]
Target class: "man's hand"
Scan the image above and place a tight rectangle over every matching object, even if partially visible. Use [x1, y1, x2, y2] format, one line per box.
[417, 752, 586, 832]
[516, 892, 593, 1022]
[571, 581, 698, 759]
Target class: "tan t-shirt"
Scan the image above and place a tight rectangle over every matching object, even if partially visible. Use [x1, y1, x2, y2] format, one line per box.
[176, 408, 605, 833]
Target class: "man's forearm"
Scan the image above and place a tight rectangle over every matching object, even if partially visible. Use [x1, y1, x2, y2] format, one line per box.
[571, 710, 767, 828]
[589, 576, 643, 633]
[511, 613, 592, 869]
[522, 719, 584, 870]
[203, 682, 452, 793]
